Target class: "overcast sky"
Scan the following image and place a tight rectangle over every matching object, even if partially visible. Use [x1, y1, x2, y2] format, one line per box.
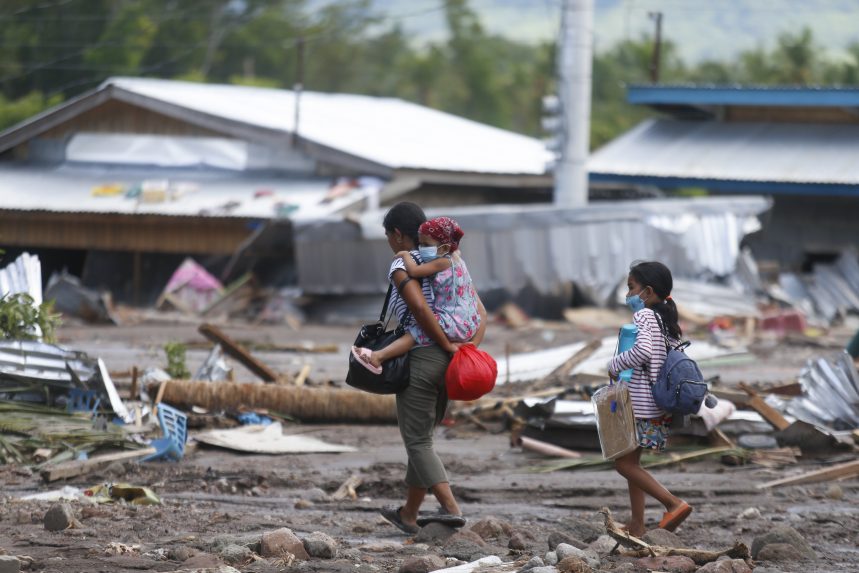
[320, 0, 859, 64]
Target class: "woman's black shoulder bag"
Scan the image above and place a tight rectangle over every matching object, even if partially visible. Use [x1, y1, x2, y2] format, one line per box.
[345, 281, 411, 394]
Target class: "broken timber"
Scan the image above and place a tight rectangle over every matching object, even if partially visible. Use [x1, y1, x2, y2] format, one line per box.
[331, 474, 363, 500]
[738, 383, 790, 431]
[198, 323, 279, 382]
[757, 459, 859, 489]
[41, 448, 157, 483]
[544, 338, 602, 383]
[600, 507, 751, 565]
[152, 380, 397, 423]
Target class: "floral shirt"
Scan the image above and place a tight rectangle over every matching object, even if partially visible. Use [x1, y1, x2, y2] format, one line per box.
[408, 255, 481, 346]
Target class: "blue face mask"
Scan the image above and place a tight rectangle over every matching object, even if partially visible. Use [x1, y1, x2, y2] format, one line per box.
[418, 246, 439, 261]
[626, 292, 647, 313]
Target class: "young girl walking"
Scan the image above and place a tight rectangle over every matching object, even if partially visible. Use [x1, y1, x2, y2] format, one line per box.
[352, 216, 481, 372]
[607, 261, 692, 537]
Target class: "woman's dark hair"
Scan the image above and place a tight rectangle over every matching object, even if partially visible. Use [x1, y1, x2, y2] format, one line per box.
[383, 202, 426, 245]
[629, 261, 682, 339]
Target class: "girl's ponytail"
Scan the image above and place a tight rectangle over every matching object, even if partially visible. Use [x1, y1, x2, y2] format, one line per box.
[629, 261, 682, 339]
[653, 297, 682, 340]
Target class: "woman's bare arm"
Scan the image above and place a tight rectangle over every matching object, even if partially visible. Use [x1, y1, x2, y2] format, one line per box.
[392, 269, 455, 353]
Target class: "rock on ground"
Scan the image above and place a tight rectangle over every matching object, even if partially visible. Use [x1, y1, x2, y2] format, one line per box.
[556, 556, 592, 573]
[518, 555, 544, 572]
[642, 529, 683, 547]
[544, 551, 558, 565]
[441, 531, 490, 562]
[557, 517, 604, 543]
[415, 522, 457, 545]
[585, 535, 617, 556]
[259, 528, 310, 560]
[553, 544, 599, 569]
[0, 555, 20, 573]
[468, 516, 513, 540]
[43, 503, 76, 532]
[177, 553, 225, 569]
[302, 531, 338, 559]
[168, 546, 199, 562]
[695, 559, 753, 573]
[756, 542, 810, 563]
[176, 567, 240, 573]
[547, 531, 587, 551]
[635, 555, 697, 573]
[398, 554, 447, 573]
[750, 526, 816, 560]
[509, 528, 538, 551]
[530, 567, 560, 573]
[218, 544, 252, 566]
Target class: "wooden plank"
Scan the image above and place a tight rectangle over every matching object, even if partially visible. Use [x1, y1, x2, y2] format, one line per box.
[331, 474, 362, 501]
[294, 365, 311, 387]
[757, 459, 859, 489]
[708, 428, 736, 449]
[41, 448, 157, 483]
[198, 323, 279, 383]
[739, 383, 790, 431]
[544, 338, 602, 382]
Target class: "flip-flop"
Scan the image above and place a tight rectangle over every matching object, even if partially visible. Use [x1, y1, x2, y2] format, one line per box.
[658, 501, 693, 532]
[416, 511, 466, 528]
[351, 346, 382, 375]
[379, 506, 419, 535]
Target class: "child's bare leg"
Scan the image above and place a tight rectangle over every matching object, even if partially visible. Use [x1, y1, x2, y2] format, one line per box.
[616, 448, 685, 517]
[370, 333, 415, 368]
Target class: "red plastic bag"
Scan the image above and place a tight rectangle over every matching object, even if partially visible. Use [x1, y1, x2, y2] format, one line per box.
[445, 343, 498, 401]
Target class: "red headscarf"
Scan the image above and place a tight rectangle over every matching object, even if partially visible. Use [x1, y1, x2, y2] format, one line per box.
[419, 216, 464, 252]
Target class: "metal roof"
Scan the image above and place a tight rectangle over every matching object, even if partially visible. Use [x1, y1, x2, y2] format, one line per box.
[295, 195, 771, 301]
[0, 164, 368, 220]
[628, 84, 859, 108]
[588, 119, 859, 195]
[0, 77, 552, 176]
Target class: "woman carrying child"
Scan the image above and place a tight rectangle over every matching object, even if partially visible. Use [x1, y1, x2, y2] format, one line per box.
[352, 215, 481, 372]
[607, 261, 693, 537]
[361, 203, 487, 535]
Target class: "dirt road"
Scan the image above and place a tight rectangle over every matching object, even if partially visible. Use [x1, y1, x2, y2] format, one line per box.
[1, 320, 857, 572]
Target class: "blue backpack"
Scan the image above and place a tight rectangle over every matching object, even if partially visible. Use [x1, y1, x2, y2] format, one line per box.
[651, 315, 709, 415]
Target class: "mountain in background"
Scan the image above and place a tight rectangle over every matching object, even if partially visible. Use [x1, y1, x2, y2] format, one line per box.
[325, 0, 859, 64]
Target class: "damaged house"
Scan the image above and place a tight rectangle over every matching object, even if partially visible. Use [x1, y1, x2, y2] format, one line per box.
[0, 77, 552, 305]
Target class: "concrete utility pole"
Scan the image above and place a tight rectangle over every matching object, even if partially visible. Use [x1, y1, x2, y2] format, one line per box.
[554, 0, 594, 208]
[649, 12, 663, 83]
[292, 37, 305, 147]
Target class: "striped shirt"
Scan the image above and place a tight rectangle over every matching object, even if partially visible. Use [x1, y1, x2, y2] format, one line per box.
[608, 308, 679, 419]
[387, 251, 433, 333]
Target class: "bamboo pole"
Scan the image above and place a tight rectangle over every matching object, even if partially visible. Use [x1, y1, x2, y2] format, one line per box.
[152, 380, 397, 424]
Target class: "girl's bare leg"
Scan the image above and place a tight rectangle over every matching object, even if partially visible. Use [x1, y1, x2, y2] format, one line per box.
[615, 448, 686, 529]
[369, 334, 415, 368]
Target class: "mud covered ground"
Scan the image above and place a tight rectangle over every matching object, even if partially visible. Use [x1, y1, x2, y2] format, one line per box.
[1, 318, 858, 572]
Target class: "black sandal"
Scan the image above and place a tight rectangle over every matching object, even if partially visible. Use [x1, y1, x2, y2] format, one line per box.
[416, 510, 466, 528]
[379, 506, 420, 534]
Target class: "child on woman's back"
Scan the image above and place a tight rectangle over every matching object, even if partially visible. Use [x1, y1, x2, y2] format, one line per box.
[352, 216, 480, 373]
[607, 261, 692, 537]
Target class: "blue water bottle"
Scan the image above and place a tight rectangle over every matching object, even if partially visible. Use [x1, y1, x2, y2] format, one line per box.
[611, 324, 637, 412]
[617, 324, 637, 382]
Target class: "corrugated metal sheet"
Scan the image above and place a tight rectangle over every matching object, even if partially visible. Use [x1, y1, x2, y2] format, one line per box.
[104, 77, 552, 175]
[589, 119, 859, 185]
[0, 252, 42, 304]
[0, 165, 365, 220]
[294, 196, 771, 302]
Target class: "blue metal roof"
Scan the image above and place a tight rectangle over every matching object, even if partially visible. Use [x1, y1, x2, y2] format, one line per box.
[628, 84, 859, 108]
[588, 119, 859, 196]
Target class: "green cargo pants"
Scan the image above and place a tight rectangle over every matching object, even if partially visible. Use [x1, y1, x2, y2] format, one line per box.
[396, 344, 451, 488]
